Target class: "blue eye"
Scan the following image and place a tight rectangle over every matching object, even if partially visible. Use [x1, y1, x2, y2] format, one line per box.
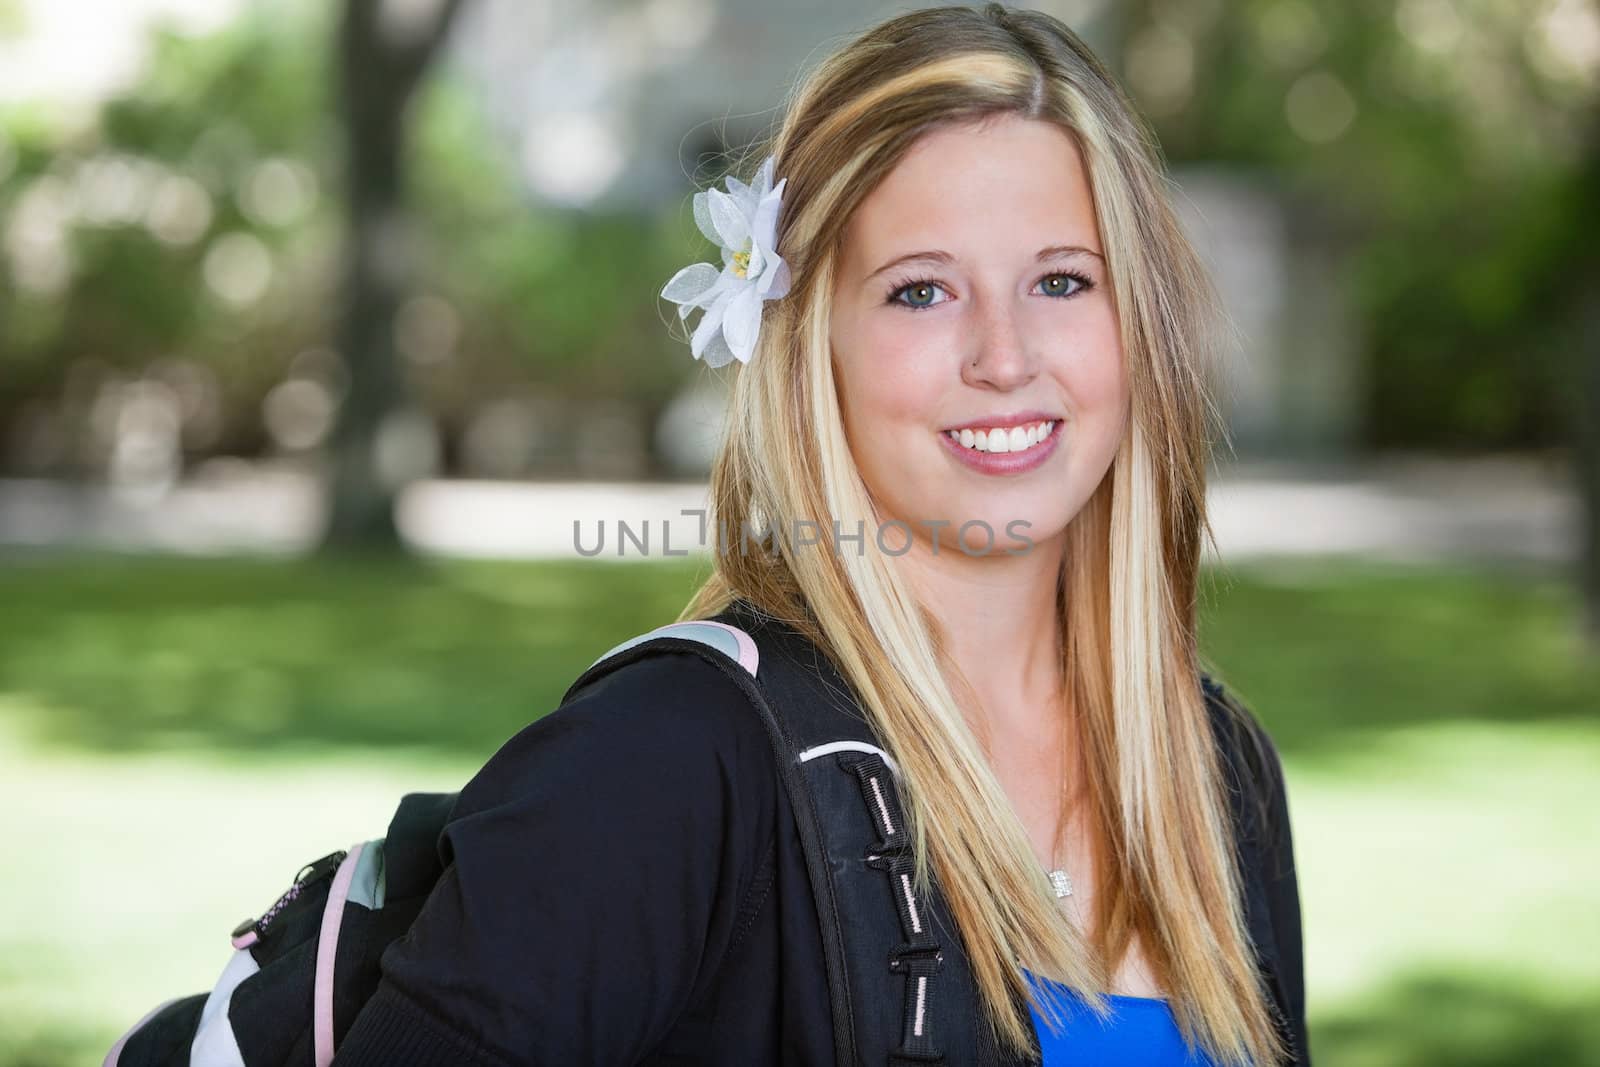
[886, 270, 1095, 311]
[1037, 271, 1092, 297]
[888, 278, 950, 310]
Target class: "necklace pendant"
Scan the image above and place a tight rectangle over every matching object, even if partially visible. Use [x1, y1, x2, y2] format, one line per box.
[1048, 869, 1073, 898]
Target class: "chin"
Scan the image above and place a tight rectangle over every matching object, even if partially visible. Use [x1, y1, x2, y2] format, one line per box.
[927, 506, 1041, 557]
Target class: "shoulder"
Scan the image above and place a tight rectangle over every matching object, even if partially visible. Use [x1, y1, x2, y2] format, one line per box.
[452, 648, 781, 829]
[359, 649, 790, 1064]
[1200, 671, 1289, 848]
[553, 643, 771, 758]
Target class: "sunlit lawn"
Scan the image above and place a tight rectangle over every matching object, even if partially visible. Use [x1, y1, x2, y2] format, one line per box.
[2, 552, 1597, 1066]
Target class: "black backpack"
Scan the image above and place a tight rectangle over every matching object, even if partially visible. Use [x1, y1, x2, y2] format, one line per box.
[103, 599, 1022, 1066]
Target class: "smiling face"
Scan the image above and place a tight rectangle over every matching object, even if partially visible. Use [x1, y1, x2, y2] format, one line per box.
[829, 114, 1129, 557]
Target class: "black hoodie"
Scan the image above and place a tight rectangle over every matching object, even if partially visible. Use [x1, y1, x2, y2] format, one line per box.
[332, 651, 1310, 1066]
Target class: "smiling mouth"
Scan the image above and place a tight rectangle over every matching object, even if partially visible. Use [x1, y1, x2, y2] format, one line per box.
[942, 419, 1056, 454]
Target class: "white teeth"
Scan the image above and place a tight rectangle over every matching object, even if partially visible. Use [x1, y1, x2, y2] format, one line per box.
[945, 420, 1055, 455]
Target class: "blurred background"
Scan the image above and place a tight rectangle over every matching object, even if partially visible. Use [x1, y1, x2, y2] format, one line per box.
[2, 0, 1598, 1063]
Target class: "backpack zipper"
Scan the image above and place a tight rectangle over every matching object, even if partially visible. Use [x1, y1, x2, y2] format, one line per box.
[230, 849, 349, 945]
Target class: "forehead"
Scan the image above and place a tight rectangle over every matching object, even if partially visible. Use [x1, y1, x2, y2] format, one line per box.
[840, 115, 1100, 268]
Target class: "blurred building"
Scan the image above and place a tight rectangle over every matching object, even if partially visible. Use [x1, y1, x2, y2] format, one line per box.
[447, 0, 1360, 472]
[450, 0, 1121, 213]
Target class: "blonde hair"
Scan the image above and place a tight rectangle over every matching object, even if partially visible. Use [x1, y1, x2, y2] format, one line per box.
[677, 5, 1283, 1064]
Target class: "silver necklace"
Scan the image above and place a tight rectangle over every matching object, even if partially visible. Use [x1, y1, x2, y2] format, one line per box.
[1046, 788, 1073, 897]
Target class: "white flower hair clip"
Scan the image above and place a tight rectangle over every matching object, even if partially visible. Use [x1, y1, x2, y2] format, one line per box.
[659, 155, 792, 367]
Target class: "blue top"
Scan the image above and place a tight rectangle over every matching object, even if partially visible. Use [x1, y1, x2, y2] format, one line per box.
[1024, 970, 1222, 1066]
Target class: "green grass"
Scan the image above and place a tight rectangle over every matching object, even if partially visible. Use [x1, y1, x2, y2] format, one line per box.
[1290, 719, 1600, 1061]
[0, 719, 473, 1066]
[2, 552, 1597, 1066]
[0, 552, 710, 758]
[1197, 556, 1600, 747]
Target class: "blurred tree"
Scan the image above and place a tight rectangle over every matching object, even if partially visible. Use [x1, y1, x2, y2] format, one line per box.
[1567, 66, 1600, 643]
[322, 0, 467, 553]
[1123, 0, 1599, 452]
[0, 8, 339, 473]
[0, 1, 696, 492]
[1118, 0, 1600, 649]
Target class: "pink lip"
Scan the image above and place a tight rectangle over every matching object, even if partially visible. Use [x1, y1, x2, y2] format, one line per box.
[941, 410, 1060, 433]
[939, 421, 1060, 475]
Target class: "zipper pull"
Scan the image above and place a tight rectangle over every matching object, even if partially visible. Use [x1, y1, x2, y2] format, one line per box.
[230, 849, 349, 947]
[295, 849, 350, 887]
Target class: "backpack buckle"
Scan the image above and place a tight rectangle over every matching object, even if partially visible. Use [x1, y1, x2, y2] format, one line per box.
[887, 946, 944, 974]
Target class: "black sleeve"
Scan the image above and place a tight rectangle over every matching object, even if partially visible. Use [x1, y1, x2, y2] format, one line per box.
[1203, 676, 1311, 1067]
[331, 651, 779, 1067]
[1254, 724, 1311, 1067]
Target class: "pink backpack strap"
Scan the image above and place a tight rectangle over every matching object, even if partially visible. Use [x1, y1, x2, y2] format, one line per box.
[314, 841, 367, 1067]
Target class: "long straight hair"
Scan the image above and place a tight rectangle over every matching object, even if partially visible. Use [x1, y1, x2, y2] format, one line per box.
[678, 5, 1284, 1064]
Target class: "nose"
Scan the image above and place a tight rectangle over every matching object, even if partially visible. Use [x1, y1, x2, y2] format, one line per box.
[960, 296, 1038, 390]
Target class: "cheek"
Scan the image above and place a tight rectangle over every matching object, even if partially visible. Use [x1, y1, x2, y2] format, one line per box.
[1059, 313, 1128, 420]
[834, 317, 946, 432]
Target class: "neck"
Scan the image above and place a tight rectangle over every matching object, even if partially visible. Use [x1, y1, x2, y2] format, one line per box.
[895, 528, 1067, 742]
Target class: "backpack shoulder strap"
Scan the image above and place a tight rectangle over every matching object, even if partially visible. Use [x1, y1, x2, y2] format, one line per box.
[565, 599, 1010, 1067]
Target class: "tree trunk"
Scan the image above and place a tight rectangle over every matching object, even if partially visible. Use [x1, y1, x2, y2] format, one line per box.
[1577, 255, 1600, 644]
[321, 0, 465, 553]
[1571, 61, 1600, 649]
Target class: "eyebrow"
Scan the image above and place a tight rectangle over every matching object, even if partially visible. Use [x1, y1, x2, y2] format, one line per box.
[864, 244, 1104, 281]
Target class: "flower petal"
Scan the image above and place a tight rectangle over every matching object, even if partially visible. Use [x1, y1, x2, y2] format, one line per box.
[758, 255, 791, 300]
[724, 173, 758, 219]
[752, 156, 776, 198]
[681, 268, 737, 318]
[690, 288, 733, 357]
[721, 283, 763, 363]
[707, 187, 751, 250]
[692, 192, 721, 246]
[699, 329, 738, 368]
[661, 262, 722, 305]
[750, 177, 786, 262]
